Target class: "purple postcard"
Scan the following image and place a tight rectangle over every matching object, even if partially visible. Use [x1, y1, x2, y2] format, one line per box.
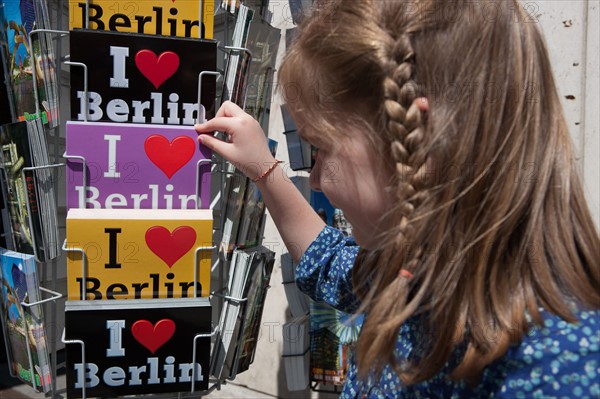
[66, 121, 211, 210]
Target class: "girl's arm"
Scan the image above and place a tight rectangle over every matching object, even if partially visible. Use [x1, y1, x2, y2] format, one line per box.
[196, 101, 326, 262]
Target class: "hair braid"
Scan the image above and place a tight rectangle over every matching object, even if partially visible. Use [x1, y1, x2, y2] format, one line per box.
[383, 34, 429, 259]
[355, 31, 433, 381]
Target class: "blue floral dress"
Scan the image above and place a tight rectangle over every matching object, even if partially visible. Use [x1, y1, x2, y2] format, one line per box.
[296, 226, 600, 398]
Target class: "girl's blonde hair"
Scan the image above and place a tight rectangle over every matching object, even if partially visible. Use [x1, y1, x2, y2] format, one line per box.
[279, 0, 600, 384]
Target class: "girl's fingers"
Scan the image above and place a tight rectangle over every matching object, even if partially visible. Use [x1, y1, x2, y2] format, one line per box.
[195, 117, 230, 135]
[194, 102, 245, 134]
[215, 100, 246, 118]
[194, 101, 268, 169]
[197, 133, 230, 157]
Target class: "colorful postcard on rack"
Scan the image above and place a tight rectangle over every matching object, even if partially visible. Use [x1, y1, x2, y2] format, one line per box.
[64, 297, 211, 398]
[0, 120, 57, 261]
[69, 29, 217, 125]
[307, 191, 359, 386]
[0, 248, 52, 392]
[308, 300, 363, 386]
[65, 121, 212, 210]
[0, 0, 60, 126]
[65, 208, 213, 300]
[69, 0, 215, 39]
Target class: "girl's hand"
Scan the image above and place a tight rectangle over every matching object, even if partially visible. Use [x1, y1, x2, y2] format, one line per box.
[195, 101, 277, 181]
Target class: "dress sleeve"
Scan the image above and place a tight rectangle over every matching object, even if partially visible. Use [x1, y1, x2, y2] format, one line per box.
[295, 225, 361, 314]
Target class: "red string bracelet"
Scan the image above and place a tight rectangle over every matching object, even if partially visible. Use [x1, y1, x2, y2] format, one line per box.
[253, 160, 283, 182]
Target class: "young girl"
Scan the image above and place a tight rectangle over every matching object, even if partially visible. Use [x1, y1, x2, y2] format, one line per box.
[196, 0, 599, 397]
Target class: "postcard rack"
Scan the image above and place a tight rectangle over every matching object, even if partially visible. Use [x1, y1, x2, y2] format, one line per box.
[18, 286, 63, 392]
[60, 241, 219, 399]
[57, 139, 265, 398]
[0, 1, 281, 397]
[56, 41, 248, 399]
[0, 0, 58, 394]
[0, 116, 65, 396]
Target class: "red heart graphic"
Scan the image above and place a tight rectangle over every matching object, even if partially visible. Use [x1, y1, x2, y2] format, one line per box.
[131, 319, 176, 354]
[135, 50, 180, 89]
[144, 135, 196, 179]
[145, 226, 196, 267]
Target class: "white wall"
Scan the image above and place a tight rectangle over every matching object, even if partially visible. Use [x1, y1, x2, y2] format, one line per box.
[535, 1, 600, 226]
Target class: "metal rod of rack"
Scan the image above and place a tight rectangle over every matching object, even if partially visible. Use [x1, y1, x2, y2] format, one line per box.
[61, 328, 87, 398]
